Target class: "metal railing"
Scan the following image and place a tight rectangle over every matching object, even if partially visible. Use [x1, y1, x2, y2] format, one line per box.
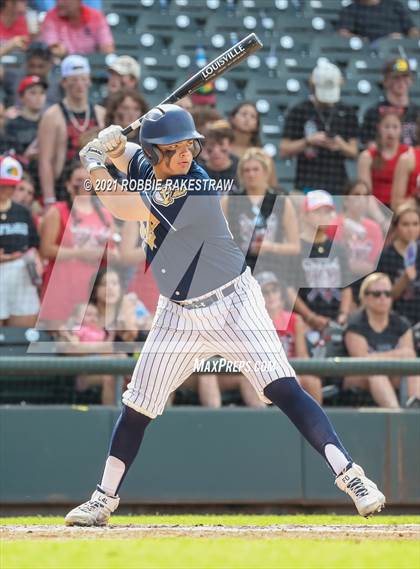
[1, 356, 419, 376]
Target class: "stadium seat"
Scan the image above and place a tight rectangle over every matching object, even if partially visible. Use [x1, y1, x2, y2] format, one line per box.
[245, 75, 309, 112]
[141, 76, 171, 106]
[140, 52, 193, 81]
[136, 11, 203, 40]
[346, 56, 387, 86]
[168, 31, 207, 58]
[310, 35, 373, 65]
[375, 37, 420, 60]
[340, 78, 381, 111]
[236, 0, 305, 16]
[303, 0, 342, 28]
[275, 32, 313, 56]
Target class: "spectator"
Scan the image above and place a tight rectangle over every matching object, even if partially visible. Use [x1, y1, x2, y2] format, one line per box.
[337, 0, 419, 43]
[223, 147, 300, 277]
[2, 42, 60, 110]
[280, 61, 358, 195]
[202, 120, 240, 192]
[358, 108, 409, 208]
[41, 0, 114, 58]
[119, 220, 160, 314]
[106, 56, 141, 101]
[104, 89, 148, 135]
[38, 55, 105, 204]
[5, 75, 47, 161]
[377, 203, 420, 325]
[13, 171, 35, 208]
[229, 101, 277, 188]
[391, 118, 420, 211]
[0, 100, 7, 154]
[39, 161, 119, 327]
[344, 272, 420, 408]
[326, 180, 384, 301]
[0, 0, 29, 54]
[177, 96, 193, 113]
[293, 190, 353, 331]
[361, 58, 419, 147]
[0, 156, 41, 327]
[256, 271, 323, 403]
[58, 301, 116, 405]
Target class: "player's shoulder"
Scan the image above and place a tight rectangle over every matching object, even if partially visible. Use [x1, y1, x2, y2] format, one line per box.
[129, 148, 153, 180]
[189, 160, 211, 180]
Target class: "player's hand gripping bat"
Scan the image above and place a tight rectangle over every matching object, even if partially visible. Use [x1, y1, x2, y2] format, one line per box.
[121, 33, 263, 136]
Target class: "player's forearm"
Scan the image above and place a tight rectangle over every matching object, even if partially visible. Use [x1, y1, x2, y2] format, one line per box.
[108, 142, 140, 174]
[39, 159, 56, 201]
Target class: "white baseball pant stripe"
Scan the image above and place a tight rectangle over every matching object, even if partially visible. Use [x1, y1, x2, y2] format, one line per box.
[123, 267, 296, 418]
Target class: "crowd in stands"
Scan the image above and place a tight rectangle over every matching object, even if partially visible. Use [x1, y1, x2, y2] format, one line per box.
[0, 0, 419, 409]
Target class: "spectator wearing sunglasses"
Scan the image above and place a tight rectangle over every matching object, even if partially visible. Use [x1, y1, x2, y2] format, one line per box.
[344, 272, 420, 408]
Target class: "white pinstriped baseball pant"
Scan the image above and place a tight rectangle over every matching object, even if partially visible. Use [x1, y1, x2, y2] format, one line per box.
[123, 267, 296, 418]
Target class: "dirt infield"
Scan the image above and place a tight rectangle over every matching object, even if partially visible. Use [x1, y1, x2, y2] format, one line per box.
[1, 524, 419, 541]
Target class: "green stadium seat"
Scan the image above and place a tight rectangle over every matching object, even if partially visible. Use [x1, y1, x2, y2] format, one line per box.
[340, 78, 381, 111]
[375, 37, 420, 60]
[346, 56, 387, 86]
[310, 35, 373, 65]
[136, 11, 203, 40]
[168, 31, 207, 58]
[245, 75, 309, 111]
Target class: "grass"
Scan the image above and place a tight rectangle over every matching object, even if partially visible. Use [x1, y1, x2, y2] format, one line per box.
[0, 514, 418, 526]
[1, 515, 419, 569]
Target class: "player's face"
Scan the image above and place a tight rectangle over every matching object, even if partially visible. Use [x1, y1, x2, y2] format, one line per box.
[156, 139, 195, 177]
[363, 278, 392, 314]
[395, 211, 420, 243]
[378, 114, 401, 144]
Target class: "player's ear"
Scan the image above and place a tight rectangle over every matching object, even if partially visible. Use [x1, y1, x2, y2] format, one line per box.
[145, 145, 163, 165]
[192, 140, 202, 159]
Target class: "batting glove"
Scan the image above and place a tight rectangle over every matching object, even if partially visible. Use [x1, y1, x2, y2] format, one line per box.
[99, 125, 127, 159]
[79, 139, 107, 174]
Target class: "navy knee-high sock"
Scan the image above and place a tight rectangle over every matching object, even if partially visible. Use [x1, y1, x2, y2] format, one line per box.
[264, 378, 352, 475]
[101, 405, 152, 494]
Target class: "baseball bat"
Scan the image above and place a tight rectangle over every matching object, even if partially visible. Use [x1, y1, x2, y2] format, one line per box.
[121, 33, 263, 136]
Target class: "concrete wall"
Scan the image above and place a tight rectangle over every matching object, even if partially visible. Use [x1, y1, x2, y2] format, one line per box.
[1, 407, 418, 505]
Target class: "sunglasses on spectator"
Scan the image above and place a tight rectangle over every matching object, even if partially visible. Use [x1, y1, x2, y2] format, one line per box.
[365, 290, 392, 298]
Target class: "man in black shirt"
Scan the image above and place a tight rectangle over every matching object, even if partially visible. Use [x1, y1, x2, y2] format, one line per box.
[337, 0, 419, 43]
[280, 62, 358, 195]
[361, 58, 419, 147]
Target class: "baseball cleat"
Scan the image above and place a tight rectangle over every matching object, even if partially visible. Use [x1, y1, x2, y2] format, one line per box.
[335, 463, 386, 517]
[65, 486, 120, 526]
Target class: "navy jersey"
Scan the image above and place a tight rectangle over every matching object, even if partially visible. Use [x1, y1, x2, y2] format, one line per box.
[128, 149, 245, 300]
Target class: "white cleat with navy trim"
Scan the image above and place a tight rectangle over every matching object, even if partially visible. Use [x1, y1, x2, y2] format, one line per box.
[65, 486, 120, 526]
[335, 463, 386, 517]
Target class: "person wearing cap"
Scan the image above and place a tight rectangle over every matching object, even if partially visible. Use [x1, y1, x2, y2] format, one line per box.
[337, 0, 419, 43]
[361, 58, 419, 147]
[280, 61, 359, 195]
[292, 190, 353, 331]
[107, 56, 141, 100]
[256, 271, 323, 403]
[37, 54, 105, 204]
[4, 75, 47, 162]
[41, 0, 114, 58]
[0, 155, 41, 327]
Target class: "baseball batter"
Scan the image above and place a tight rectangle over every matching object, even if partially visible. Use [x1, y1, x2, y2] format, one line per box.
[65, 105, 385, 525]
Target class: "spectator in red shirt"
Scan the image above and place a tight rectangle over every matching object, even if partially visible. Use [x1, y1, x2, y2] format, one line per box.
[256, 271, 323, 403]
[41, 0, 114, 58]
[0, 0, 29, 55]
[358, 108, 409, 208]
[326, 180, 385, 301]
[391, 117, 420, 211]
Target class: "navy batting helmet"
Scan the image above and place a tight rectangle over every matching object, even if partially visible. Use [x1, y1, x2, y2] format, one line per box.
[140, 104, 204, 165]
